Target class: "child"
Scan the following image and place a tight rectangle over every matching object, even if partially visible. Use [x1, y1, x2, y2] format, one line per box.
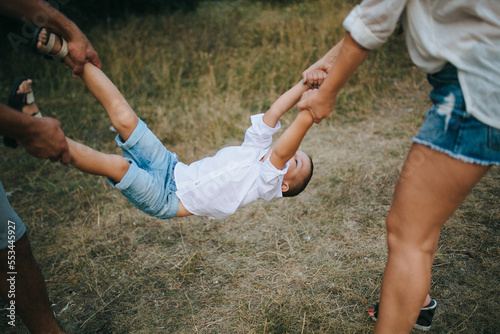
[33, 28, 319, 220]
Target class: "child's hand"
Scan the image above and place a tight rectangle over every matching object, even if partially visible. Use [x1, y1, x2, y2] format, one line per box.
[303, 69, 327, 89]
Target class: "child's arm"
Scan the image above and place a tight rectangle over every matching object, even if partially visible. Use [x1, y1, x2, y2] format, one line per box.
[262, 81, 318, 170]
[262, 71, 325, 170]
[262, 80, 310, 129]
[269, 109, 314, 170]
[262, 69, 327, 128]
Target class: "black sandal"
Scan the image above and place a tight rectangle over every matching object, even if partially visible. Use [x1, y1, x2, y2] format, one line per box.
[32, 26, 68, 61]
[3, 76, 42, 148]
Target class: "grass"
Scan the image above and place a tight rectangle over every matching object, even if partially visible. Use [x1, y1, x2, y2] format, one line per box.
[0, 0, 499, 332]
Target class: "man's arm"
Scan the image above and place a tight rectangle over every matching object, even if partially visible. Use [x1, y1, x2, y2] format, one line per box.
[0, 104, 70, 164]
[298, 32, 370, 123]
[0, 0, 101, 77]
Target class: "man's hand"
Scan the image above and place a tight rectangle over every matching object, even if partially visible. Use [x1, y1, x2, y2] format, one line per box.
[0, 0, 102, 77]
[65, 28, 102, 78]
[18, 117, 71, 164]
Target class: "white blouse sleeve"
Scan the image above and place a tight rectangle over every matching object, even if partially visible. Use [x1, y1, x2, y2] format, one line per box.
[343, 0, 407, 50]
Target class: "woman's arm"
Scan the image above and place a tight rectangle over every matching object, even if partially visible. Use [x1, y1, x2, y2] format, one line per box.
[298, 32, 370, 123]
[263, 69, 327, 128]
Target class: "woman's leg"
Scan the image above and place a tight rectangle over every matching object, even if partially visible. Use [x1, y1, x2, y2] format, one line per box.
[36, 28, 138, 141]
[373, 144, 490, 333]
[67, 138, 130, 183]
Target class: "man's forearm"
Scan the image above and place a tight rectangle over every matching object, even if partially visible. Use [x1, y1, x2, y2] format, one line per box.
[1, 0, 102, 77]
[0, 104, 36, 139]
[0, 0, 59, 23]
[0, 103, 71, 163]
[263, 81, 309, 128]
[0, 0, 79, 40]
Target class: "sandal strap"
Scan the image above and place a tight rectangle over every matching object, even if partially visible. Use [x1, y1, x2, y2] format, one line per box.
[39, 32, 56, 55]
[25, 91, 35, 105]
[37, 30, 69, 61]
[51, 37, 68, 61]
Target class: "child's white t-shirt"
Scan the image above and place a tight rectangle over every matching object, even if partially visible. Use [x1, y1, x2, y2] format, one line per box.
[343, 0, 500, 130]
[174, 113, 289, 220]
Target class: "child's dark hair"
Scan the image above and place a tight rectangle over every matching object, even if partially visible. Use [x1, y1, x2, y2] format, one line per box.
[282, 156, 314, 197]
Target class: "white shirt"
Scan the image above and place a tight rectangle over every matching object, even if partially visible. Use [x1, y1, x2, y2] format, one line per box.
[174, 114, 289, 220]
[343, 0, 500, 129]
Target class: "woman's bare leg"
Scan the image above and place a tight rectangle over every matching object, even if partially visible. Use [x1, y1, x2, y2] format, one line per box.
[373, 144, 490, 333]
[37, 28, 138, 141]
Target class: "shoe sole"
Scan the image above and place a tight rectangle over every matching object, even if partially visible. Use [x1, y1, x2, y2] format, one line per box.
[414, 323, 431, 331]
[369, 299, 436, 332]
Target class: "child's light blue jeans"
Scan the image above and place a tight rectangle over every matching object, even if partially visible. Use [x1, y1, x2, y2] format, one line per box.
[108, 119, 179, 219]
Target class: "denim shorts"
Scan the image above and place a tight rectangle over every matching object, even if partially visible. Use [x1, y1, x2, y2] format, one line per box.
[413, 63, 500, 166]
[0, 181, 26, 249]
[108, 119, 179, 219]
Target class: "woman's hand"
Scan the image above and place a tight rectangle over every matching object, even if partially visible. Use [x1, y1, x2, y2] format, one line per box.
[298, 88, 338, 124]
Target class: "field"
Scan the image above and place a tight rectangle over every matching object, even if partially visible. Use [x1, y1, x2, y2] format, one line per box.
[0, 0, 499, 333]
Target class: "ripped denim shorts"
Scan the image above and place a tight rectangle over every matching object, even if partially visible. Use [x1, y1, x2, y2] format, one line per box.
[413, 63, 500, 166]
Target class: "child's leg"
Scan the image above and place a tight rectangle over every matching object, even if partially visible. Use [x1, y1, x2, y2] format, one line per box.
[80, 64, 139, 141]
[67, 138, 130, 183]
[36, 29, 138, 141]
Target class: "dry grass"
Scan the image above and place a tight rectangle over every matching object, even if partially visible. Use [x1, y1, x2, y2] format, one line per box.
[0, 0, 499, 333]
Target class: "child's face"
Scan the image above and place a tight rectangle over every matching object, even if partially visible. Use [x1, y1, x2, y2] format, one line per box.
[283, 150, 311, 185]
